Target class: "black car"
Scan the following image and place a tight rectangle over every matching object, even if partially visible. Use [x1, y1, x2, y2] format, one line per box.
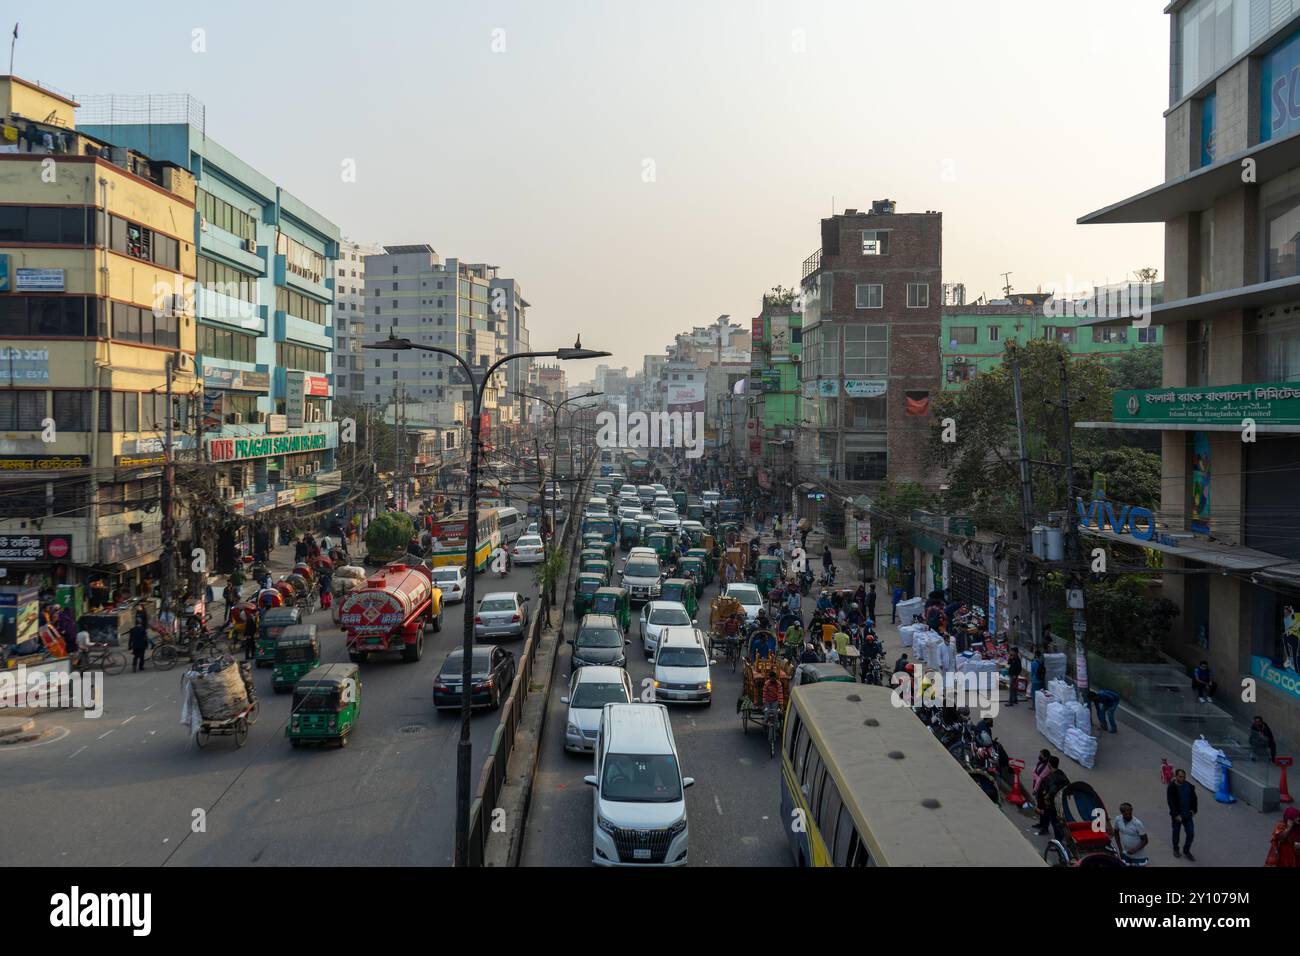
[570, 613, 630, 669]
[433, 645, 516, 712]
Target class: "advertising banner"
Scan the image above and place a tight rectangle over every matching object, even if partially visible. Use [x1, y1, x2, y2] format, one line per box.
[202, 367, 270, 392]
[0, 535, 72, 563]
[1191, 430, 1211, 534]
[285, 371, 306, 428]
[769, 316, 790, 358]
[1114, 381, 1300, 426]
[844, 379, 887, 398]
[14, 268, 65, 292]
[208, 431, 331, 462]
[0, 346, 50, 384]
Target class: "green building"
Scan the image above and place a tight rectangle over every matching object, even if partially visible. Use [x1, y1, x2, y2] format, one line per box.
[748, 296, 802, 470]
[940, 289, 1163, 390]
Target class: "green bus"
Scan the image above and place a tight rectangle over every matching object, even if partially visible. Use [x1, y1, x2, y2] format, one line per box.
[780, 683, 1045, 867]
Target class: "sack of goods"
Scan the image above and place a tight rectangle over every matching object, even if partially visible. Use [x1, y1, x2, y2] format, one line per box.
[1065, 700, 1092, 734]
[1035, 691, 1056, 736]
[1191, 736, 1229, 791]
[898, 624, 920, 648]
[1047, 677, 1072, 700]
[957, 654, 999, 675]
[1063, 727, 1098, 770]
[896, 597, 925, 623]
[1043, 653, 1068, 682]
[1044, 700, 1070, 749]
[913, 632, 940, 667]
[186, 657, 251, 722]
[335, 565, 368, 582]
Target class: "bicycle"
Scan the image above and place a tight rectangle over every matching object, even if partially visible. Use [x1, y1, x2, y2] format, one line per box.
[149, 642, 179, 671]
[764, 704, 783, 759]
[723, 635, 741, 673]
[75, 643, 126, 676]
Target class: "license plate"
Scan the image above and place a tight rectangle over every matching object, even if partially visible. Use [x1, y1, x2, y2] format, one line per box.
[633, 849, 651, 860]
[368, 637, 384, 644]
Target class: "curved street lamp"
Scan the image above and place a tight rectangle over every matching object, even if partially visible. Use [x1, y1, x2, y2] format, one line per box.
[365, 333, 609, 867]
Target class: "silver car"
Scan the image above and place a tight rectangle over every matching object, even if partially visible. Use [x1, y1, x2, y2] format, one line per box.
[430, 565, 468, 604]
[561, 665, 633, 753]
[512, 534, 545, 565]
[640, 600, 694, 657]
[724, 582, 764, 623]
[474, 591, 531, 640]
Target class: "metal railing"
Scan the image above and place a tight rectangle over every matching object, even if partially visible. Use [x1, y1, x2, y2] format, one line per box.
[801, 249, 822, 280]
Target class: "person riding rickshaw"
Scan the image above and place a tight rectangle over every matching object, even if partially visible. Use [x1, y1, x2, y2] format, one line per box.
[755, 555, 784, 596]
[678, 556, 707, 598]
[591, 586, 632, 633]
[573, 573, 604, 618]
[660, 578, 699, 618]
[619, 518, 641, 552]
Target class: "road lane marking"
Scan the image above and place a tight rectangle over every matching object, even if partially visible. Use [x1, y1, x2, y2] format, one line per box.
[122, 715, 136, 725]
[69, 745, 87, 758]
[714, 795, 723, 816]
[98, 729, 114, 740]
[143, 703, 155, 712]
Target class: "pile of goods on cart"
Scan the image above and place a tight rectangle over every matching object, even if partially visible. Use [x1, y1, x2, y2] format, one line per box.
[179, 655, 260, 748]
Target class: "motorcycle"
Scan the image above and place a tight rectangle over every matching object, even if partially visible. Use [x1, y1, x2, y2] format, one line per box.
[820, 565, 836, 586]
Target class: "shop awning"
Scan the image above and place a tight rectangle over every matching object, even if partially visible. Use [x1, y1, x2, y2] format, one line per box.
[1081, 525, 1300, 585]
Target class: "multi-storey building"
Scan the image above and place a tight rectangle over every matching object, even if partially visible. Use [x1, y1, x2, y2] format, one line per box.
[334, 239, 383, 400]
[798, 200, 942, 486]
[0, 78, 198, 592]
[1079, 0, 1300, 741]
[489, 273, 530, 437]
[81, 100, 341, 571]
[940, 290, 1164, 390]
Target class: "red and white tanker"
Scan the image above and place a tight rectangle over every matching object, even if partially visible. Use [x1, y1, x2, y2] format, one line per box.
[339, 562, 443, 663]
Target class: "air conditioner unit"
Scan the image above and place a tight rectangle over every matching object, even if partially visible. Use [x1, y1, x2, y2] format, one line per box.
[228, 412, 242, 424]
[253, 410, 267, 424]
[244, 238, 257, 253]
[174, 351, 195, 373]
[221, 485, 235, 499]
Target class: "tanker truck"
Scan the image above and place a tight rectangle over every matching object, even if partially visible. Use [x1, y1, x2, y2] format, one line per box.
[339, 563, 443, 663]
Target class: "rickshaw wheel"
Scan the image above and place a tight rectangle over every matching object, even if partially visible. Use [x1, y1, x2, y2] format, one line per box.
[195, 729, 209, 749]
[234, 718, 248, 748]
[1043, 841, 1070, 867]
[245, 699, 260, 725]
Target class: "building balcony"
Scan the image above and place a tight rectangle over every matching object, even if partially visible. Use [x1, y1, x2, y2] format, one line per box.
[801, 249, 822, 280]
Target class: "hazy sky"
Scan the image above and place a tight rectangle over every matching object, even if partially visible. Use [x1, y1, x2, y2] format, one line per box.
[24, 0, 1167, 369]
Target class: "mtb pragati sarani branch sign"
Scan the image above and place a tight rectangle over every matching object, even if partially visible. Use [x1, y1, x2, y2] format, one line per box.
[207, 431, 330, 462]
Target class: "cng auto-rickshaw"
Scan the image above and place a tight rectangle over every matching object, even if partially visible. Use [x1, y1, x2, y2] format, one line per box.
[672, 490, 687, 512]
[677, 556, 707, 597]
[680, 521, 706, 548]
[573, 573, 604, 618]
[686, 503, 708, 522]
[580, 547, 606, 571]
[584, 558, 613, 586]
[619, 518, 641, 552]
[647, 531, 675, 562]
[660, 578, 699, 618]
[287, 663, 361, 748]
[686, 547, 714, 586]
[585, 536, 614, 561]
[755, 555, 784, 596]
[591, 586, 631, 633]
[271, 624, 320, 692]
[256, 606, 303, 668]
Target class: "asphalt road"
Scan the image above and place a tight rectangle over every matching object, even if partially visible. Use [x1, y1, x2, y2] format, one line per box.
[0, 549, 543, 867]
[520, 515, 793, 868]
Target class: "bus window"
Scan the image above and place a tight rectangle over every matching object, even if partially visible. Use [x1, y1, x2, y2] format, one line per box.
[843, 816, 872, 867]
[810, 760, 829, 829]
[832, 803, 854, 866]
[820, 779, 844, 853]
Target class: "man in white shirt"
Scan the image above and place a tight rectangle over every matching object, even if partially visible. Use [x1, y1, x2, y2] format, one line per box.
[1112, 802, 1149, 864]
[935, 632, 956, 675]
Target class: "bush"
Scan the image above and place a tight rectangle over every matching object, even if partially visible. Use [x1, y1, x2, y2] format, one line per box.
[366, 512, 415, 562]
[1044, 575, 1176, 662]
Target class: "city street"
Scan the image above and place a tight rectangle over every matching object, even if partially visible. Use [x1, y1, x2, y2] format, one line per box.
[0, 548, 543, 867]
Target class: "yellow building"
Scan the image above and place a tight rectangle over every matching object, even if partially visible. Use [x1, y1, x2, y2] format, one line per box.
[0, 76, 198, 595]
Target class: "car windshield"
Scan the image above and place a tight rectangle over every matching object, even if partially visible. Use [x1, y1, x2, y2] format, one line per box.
[657, 646, 707, 668]
[276, 645, 316, 663]
[577, 627, 623, 648]
[649, 608, 691, 625]
[600, 753, 682, 803]
[571, 682, 629, 708]
[578, 580, 600, 593]
[731, 588, 760, 605]
[480, 598, 516, 612]
[657, 512, 677, 521]
[293, 687, 341, 712]
[625, 561, 659, 578]
[432, 570, 460, 582]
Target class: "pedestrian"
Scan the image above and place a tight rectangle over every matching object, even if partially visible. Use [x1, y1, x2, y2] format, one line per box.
[1250, 716, 1277, 763]
[890, 583, 902, 623]
[1166, 768, 1198, 861]
[799, 642, 821, 665]
[1007, 647, 1023, 707]
[1029, 748, 1051, 813]
[786, 585, 802, 623]
[833, 626, 850, 660]
[935, 632, 955, 676]
[1112, 803, 1150, 865]
[1029, 651, 1046, 710]
[1191, 660, 1218, 702]
[822, 545, 833, 572]
[1087, 687, 1121, 733]
[1034, 756, 1069, 838]
[864, 583, 877, 622]
[243, 614, 257, 662]
[128, 622, 149, 673]
[1265, 807, 1300, 867]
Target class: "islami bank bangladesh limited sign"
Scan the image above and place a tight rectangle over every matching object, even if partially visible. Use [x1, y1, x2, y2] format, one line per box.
[208, 431, 329, 462]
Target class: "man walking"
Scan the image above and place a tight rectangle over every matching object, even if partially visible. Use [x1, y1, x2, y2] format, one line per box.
[128, 621, 149, 673]
[1006, 647, 1023, 707]
[1088, 687, 1122, 733]
[891, 583, 903, 623]
[935, 632, 956, 677]
[865, 584, 877, 624]
[1112, 803, 1150, 866]
[1166, 768, 1198, 861]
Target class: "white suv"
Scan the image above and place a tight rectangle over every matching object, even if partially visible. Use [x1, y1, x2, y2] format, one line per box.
[586, 703, 694, 866]
[652, 627, 715, 705]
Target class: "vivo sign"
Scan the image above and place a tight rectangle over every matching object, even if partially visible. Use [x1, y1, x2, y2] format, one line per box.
[1075, 496, 1157, 541]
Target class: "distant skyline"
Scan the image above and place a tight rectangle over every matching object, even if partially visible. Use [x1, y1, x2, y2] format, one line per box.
[20, 0, 1166, 367]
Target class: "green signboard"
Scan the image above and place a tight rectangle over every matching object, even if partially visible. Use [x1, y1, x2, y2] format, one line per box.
[1114, 381, 1300, 426]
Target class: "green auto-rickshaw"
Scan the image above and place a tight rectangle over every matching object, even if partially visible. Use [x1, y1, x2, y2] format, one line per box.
[586, 517, 618, 548]
[619, 518, 641, 552]
[287, 663, 361, 748]
[585, 558, 613, 586]
[647, 531, 675, 562]
[686, 503, 708, 522]
[573, 573, 604, 618]
[680, 521, 706, 548]
[591, 586, 632, 633]
[580, 548, 606, 571]
[583, 532, 607, 552]
[686, 547, 714, 586]
[672, 490, 687, 512]
[256, 606, 302, 668]
[755, 555, 784, 596]
[659, 578, 699, 618]
[271, 624, 320, 693]
[678, 556, 707, 597]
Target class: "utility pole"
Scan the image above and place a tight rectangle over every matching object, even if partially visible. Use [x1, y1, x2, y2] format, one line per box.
[1010, 354, 1041, 658]
[1055, 352, 1088, 701]
[161, 354, 176, 629]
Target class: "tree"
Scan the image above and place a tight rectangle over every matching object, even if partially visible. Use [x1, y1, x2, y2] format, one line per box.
[365, 512, 415, 561]
[1133, 267, 1159, 284]
[1106, 346, 1163, 391]
[869, 481, 934, 570]
[1073, 445, 1163, 510]
[927, 340, 1113, 538]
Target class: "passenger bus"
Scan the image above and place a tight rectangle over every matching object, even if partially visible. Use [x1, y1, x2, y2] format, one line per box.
[780, 683, 1045, 867]
[427, 510, 500, 573]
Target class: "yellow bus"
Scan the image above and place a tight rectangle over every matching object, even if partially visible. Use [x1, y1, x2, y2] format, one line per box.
[427, 510, 500, 573]
[779, 684, 1046, 867]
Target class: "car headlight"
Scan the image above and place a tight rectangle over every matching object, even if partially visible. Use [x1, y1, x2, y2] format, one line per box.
[597, 815, 618, 835]
[668, 817, 687, 837]
[567, 721, 580, 736]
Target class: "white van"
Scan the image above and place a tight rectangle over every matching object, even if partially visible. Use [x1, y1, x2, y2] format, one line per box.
[495, 507, 524, 545]
[586, 703, 693, 866]
[651, 627, 715, 705]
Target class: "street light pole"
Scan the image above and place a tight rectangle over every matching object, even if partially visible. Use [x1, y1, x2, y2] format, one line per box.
[366, 336, 607, 867]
